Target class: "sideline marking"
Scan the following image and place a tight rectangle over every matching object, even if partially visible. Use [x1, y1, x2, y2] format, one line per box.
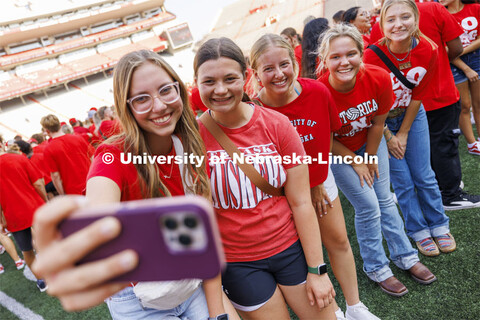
[0, 291, 44, 320]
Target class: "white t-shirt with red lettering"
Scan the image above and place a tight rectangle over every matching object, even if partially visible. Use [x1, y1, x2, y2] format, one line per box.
[364, 36, 438, 110]
[198, 105, 304, 263]
[452, 4, 480, 48]
[319, 64, 394, 152]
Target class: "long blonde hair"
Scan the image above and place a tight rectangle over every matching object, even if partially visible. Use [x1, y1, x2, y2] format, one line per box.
[111, 50, 211, 199]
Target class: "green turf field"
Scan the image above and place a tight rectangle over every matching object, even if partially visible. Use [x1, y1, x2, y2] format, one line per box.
[1, 134, 479, 320]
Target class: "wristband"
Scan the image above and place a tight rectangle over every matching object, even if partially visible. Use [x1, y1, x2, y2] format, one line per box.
[308, 263, 327, 275]
[386, 135, 393, 143]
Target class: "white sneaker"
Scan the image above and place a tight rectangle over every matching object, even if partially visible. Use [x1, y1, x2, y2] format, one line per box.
[468, 141, 480, 156]
[346, 302, 381, 320]
[335, 308, 347, 320]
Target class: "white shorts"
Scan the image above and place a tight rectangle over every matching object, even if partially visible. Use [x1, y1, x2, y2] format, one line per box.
[324, 165, 338, 203]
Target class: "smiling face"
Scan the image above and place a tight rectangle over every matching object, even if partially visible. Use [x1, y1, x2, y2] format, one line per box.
[128, 62, 183, 144]
[352, 8, 371, 34]
[325, 36, 362, 92]
[254, 45, 296, 98]
[196, 57, 245, 114]
[382, 3, 416, 44]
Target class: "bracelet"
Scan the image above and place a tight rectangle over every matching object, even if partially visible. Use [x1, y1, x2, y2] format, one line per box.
[386, 135, 393, 143]
[383, 124, 389, 132]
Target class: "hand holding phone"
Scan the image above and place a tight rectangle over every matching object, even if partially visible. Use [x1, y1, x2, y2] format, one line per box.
[59, 196, 225, 282]
[32, 195, 224, 311]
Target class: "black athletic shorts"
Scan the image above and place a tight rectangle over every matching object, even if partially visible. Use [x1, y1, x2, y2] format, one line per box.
[221, 240, 307, 311]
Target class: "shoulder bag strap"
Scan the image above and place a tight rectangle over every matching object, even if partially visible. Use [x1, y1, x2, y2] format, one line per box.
[199, 112, 284, 197]
[369, 44, 415, 90]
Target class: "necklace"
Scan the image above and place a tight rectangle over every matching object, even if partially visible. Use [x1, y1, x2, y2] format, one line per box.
[387, 39, 412, 62]
[159, 161, 174, 179]
[159, 147, 175, 179]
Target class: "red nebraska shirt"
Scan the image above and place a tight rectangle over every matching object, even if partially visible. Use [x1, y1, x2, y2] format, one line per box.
[319, 64, 394, 152]
[199, 105, 303, 262]
[0, 153, 45, 231]
[260, 78, 341, 187]
[43, 134, 94, 195]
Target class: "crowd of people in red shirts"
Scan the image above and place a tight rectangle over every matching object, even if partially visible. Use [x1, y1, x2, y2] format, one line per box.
[1, 0, 479, 319]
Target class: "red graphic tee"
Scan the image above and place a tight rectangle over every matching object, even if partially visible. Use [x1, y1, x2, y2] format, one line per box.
[364, 36, 438, 110]
[260, 77, 341, 187]
[452, 4, 480, 47]
[319, 64, 394, 152]
[199, 105, 304, 262]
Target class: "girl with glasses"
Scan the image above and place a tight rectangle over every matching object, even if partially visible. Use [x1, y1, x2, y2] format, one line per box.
[31, 50, 237, 320]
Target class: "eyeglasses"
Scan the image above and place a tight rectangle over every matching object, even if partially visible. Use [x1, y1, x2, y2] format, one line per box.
[127, 82, 180, 114]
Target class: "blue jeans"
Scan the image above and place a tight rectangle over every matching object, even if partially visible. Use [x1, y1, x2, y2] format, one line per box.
[332, 138, 419, 282]
[386, 106, 450, 241]
[105, 285, 208, 320]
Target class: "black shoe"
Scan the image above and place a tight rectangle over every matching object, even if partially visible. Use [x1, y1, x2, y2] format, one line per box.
[444, 191, 480, 211]
[36, 279, 48, 292]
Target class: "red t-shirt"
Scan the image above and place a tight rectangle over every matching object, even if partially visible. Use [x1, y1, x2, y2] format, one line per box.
[369, 22, 383, 45]
[417, 2, 463, 111]
[43, 134, 94, 195]
[294, 45, 303, 75]
[189, 87, 209, 116]
[0, 153, 45, 231]
[452, 4, 480, 47]
[364, 36, 438, 110]
[319, 64, 394, 152]
[30, 145, 52, 185]
[260, 78, 341, 187]
[87, 142, 184, 201]
[198, 105, 304, 262]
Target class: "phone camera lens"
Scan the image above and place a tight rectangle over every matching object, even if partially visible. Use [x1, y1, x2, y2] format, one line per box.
[184, 216, 198, 229]
[179, 234, 192, 246]
[164, 218, 178, 230]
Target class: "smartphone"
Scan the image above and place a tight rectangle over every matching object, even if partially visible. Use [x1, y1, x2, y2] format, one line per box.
[59, 196, 225, 282]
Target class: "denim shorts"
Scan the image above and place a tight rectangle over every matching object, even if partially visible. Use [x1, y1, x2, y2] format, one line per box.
[106, 285, 208, 320]
[221, 240, 307, 311]
[450, 49, 480, 84]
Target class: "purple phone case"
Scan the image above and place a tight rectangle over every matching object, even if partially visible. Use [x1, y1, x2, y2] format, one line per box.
[59, 197, 224, 282]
